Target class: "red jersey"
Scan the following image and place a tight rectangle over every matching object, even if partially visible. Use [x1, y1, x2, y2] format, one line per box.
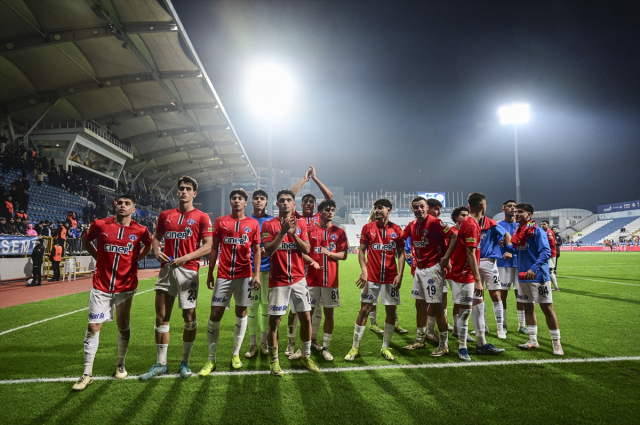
[307, 225, 348, 287]
[545, 228, 557, 257]
[295, 211, 320, 228]
[449, 217, 480, 283]
[262, 217, 309, 287]
[156, 208, 212, 271]
[402, 215, 454, 269]
[213, 215, 260, 279]
[444, 226, 458, 280]
[360, 221, 404, 284]
[86, 217, 152, 293]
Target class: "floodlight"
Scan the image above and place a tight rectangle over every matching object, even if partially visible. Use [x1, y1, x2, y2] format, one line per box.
[247, 63, 295, 119]
[498, 103, 530, 126]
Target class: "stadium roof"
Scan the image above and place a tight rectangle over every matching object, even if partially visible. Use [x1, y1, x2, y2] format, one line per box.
[0, 0, 257, 191]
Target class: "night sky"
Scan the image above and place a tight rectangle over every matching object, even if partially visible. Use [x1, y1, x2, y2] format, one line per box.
[174, 0, 640, 213]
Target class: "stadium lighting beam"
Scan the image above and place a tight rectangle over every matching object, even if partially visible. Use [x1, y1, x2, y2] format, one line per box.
[247, 63, 295, 215]
[499, 103, 530, 204]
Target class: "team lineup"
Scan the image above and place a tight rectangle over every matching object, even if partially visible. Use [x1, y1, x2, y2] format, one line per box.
[71, 167, 563, 389]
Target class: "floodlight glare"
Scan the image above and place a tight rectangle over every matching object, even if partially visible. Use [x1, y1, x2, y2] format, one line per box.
[498, 103, 530, 126]
[247, 63, 295, 118]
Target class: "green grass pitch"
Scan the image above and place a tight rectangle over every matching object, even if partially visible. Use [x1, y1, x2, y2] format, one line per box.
[1, 252, 639, 424]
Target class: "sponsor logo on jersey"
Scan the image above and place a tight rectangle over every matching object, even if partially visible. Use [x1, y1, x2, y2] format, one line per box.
[165, 227, 193, 239]
[279, 242, 298, 250]
[102, 232, 109, 237]
[104, 242, 135, 254]
[465, 237, 476, 243]
[129, 234, 138, 242]
[224, 234, 249, 245]
[262, 232, 269, 238]
[187, 219, 196, 225]
[372, 241, 396, 251]
[413, 237, 429, 248]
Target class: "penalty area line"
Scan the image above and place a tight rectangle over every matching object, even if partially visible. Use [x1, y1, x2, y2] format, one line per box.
[558, 276, 640, 287]
[0, 289, 155, 337]
[1, 356, 639, 385]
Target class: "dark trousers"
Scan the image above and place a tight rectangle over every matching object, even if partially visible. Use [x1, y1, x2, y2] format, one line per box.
[32, 263, 42, 284]
[51, 261, 60, 281]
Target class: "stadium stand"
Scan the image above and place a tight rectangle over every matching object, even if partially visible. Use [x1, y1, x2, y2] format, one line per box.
[574, 217, 640, 244]
[596, 217, 640, 244]
[570, 220, 611, 241]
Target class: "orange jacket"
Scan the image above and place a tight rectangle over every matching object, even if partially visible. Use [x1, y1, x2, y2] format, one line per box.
[52, 245, 62, 262]
[5, 201, 13, 214]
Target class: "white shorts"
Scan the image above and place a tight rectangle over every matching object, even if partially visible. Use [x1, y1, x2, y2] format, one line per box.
[251, 271, 270, 306]
[517, 281, 553, 304]
[155, 265, 200, 310]
[88, 288, 135, 323]
[548, 257, 557, 269]
[211, 277, 254, 308]
[309, 286, 340, 308]
[480, 258, 501, 291]
[268, 279, 311, 316]
[450, 281, 474, 306]
[498, 267, 518, 290]
[412, 264, 446, 304]
[361, 282, 400, 306]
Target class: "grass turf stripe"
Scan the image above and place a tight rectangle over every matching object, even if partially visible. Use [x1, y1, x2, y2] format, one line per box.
[558, 276, 640, 286]
[1, 356, 638, 384]
[0, 288, 155, 337]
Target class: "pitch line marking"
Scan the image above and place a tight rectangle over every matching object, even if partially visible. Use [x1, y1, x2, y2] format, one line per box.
[0, 289, 155, 337]
[0, 356, 638, 385]
[558, 276, 640, 287]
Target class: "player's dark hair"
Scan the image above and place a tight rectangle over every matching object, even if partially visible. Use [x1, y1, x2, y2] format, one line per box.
[229, 188, 249, 201]
[301, 193, 316, 204]
[411, 196, 427, 205]
[374, 198, 392, 210]
[276, 189, 295, 202]
[426, 198, 442, 208]
[467, 192, 486, 209]
[516, 202, 535, 214]
[117, 193, 136, 204]
[541, 220, 549, 225]
[178, 175, 198, 191]
[451, 206, 470, 221]
[502, 199, 516, 207]
[252, 189, 268, 200]
[317, 199, 336, 212]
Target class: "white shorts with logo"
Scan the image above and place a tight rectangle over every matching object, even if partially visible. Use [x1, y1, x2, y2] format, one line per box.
[548, 257, 557, 269]
[211, 277, 254, 308]
[251, 271, 270, 306]
[88, 288, 135, 323]
[269, 278, 311, 316]
[155, 265, 200, 309]
[517, 281, 553, 304]
[450, 281, 474, 306]
[498, 267, 518, 291]
[361, 282, 400, 306]
[480, 258, 501, 291]
[309, 286, 340, 308]
[412, 264, 446, 303]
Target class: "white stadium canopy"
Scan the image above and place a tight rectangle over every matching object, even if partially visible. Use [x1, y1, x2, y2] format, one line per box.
[0, 0, 256, 192]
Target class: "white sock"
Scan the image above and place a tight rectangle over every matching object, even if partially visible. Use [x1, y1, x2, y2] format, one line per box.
[457, 309, 471, 349]
[528, 325, 538, 343]
[207, 320, 221, 361]
[483, 302, 488, 331]
[117, 328, 129, 366]
[247, 305, 259, 344]
[232, 316, 248, 356]
[156, 343, 168, 365]
[250, 334, 257, 346]
[369, 310, 377, 326]
[311, 309, 322, 340]
[427, 315, 436, 335]
[493, 301, 504, 332]
[549, 329, 560, 340]
[517, 309, 526, 327]
[83, 330, 100, 375]
[182, 341, 194, 363]
[260, 331, 267, 345]
[453, 313, 459, 333]
[502, 307, 507, 328]
[323, 333, 332, 349]
[416, 326, 426, 343]
[302, 340, 311, 358]
[382, 322, 394, 349]
[353, 324, 366, 348]
[550, 272, 558, 289]
[472, 303, 487, 346]
[439, 331, 448, 348]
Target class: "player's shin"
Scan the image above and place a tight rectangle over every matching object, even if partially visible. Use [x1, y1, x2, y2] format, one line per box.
[382, 322, 394, 349]
[493, 301, 504, 332]
[233, 316, 248, 356]
[311, 308, 322, 341]
[287, 312, 298, 344]
[353, 324, 366, 348]
[117, 325, 130, 366]
[247, 305, 259, 346]
[83, 331, 100, 375]
[183, 320, 198, 363]
[259, 303, 269, 345]
[155, 324, 170, 365]
[207, 320, 221, 361]
[472, 303, 487, 346]
[457, 309, 471, 349]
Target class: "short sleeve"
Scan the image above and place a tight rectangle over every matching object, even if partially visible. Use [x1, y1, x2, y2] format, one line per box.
[141, 228, 152, 246]
[262, 220, 276, 243]
[360, 224, 370, 245]
[212, 217, 223, 239]
[337, 229, 348, 251]
[201, 213, 213, 237]
[461, 221, 479, 248]
[297, 220, 309, 241]
[402, 222, 412, 241]
[85, 220, 100, 242]
[156, 212, 166, 235]
[393, 225, 404, 244]
[251, 221, 260, 245]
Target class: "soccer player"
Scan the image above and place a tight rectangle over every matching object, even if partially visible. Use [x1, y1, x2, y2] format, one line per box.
[514, 204, 563, 355]
[262, 189, 318, 376]
[449, 193, 504, 361]
[72, 194, 152, 390]
[345, 199, 405, 362]
[449, 206, 473, 343]
[286, 165, 333, 355]
[541, 220, 559, 291]
[198, 189, 261, 375]
[402, 197, 457, 357]
[140, 176, 213, 381]
[497, 200, 527, 334]
[301, 199, 347, 361]
[245, 189, 274, 358]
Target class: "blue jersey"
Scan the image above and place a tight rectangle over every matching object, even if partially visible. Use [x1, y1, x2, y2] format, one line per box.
[405, 237, 412, 266]
[480, 224, 507, 260]
[249, 213, 274, 272]
[497, 220, 518, 268]
[516, 227, 551, 283]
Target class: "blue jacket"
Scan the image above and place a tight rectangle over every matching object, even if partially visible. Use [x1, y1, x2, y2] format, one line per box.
[497, 220, 518, 268]
[480, 224, 507, 260]
[516, 227, 551, 283]
[249, 213, 273, 272]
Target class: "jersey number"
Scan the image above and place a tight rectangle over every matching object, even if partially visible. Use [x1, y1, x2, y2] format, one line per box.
[247, 287, 253, 300]
[493, 276, 499, 284]
[390, 289, 399, 298]
[187, 289, 198, 302]
[537, 286, 549, 297]
[331, 290, 338, 300]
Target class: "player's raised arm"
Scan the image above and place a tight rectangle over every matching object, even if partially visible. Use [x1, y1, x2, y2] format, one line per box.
[264, 219, 289, 256]
[308, 166, 333, 200]
[290, 220, 310, 255]
[290, 170, 310, 195]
